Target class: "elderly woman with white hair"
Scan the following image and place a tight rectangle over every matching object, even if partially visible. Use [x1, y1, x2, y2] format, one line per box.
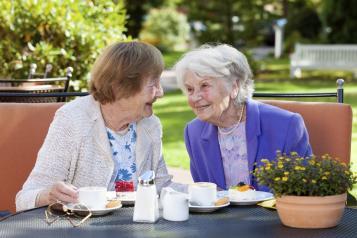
[175, 44, 312, 191]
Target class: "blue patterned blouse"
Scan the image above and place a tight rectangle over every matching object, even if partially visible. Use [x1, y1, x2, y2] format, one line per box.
[106, 123, 137, 190]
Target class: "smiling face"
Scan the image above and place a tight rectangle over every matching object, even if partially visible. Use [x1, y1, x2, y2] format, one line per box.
[128, 75, 164, 120]
[134, 75, 164, 120]
[183, 71, 234, 124]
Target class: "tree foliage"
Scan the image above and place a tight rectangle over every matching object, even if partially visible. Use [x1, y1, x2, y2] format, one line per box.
[0, 0, 128, 89]
[285, 1, 322, 40]
[322, 0, 357, 43]
[179, 0, 279, 46]
[124, 0, 179, 38]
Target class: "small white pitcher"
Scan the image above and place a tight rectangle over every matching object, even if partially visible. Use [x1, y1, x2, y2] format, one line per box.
[160, 187, 189, 221]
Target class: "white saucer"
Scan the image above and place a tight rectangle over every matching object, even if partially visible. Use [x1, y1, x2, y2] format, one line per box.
[189, 201, 230, 213]
[66, 203, 122, 216]
[116, 191, 136, 205]
[218, 191, 274, 205]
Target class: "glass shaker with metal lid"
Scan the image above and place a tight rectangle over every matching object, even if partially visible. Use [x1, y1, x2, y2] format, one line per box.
[133, 170, 160, 223]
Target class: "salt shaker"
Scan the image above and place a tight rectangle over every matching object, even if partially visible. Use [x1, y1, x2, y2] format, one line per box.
[133, 170, 160, 223]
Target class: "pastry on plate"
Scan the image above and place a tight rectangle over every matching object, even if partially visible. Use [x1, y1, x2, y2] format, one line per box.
[229, 183, 256, 201]
[106, 199, 121, 208]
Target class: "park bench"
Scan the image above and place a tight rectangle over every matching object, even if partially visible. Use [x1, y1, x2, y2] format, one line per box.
[290, 44, 357, 78]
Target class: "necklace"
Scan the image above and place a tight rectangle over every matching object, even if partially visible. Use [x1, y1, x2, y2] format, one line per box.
[218, 104, 245, 135]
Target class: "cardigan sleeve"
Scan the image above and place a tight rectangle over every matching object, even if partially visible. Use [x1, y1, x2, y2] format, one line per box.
[15, 110, 79, 211]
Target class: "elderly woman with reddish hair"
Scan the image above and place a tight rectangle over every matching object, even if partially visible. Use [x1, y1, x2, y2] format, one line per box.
[16, 42, 184, 211]
[175, 44, 312, 191]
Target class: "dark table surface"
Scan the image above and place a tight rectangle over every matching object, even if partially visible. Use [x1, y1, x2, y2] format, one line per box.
[1, 206, 356, 238]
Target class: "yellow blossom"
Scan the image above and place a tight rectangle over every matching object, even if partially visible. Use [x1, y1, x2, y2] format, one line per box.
[312, 180, 317, 184]
[282, 177, 288, 181]
[261, 159, 269, 163]
[274, 177, 281, 181]
[302, 179, 307, 183]
[284, 171, 289, 175]
[322, 176, 327, 180]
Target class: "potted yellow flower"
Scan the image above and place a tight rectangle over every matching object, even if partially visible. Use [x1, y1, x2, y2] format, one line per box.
[253, 151, 356, 229]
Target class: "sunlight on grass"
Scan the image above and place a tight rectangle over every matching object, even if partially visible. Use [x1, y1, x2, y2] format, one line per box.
[163, 51, 185, 69]
[154, 90, 194, 168]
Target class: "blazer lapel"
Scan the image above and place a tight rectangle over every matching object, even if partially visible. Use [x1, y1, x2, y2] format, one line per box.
[246, 100, 261, 181]
[201, 123, 226, 189]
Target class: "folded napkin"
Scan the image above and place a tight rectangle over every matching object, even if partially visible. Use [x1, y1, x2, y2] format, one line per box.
[257, 199, 276, 210]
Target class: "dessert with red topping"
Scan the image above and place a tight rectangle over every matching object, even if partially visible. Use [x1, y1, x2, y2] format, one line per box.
[115, 180, 134, 192]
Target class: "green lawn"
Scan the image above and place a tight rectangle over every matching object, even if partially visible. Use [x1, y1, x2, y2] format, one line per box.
[156, 56, 357, 196]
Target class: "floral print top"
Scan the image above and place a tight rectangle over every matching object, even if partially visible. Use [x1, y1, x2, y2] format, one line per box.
[218, 122, 250, 189]
[106, 123, 137, 190]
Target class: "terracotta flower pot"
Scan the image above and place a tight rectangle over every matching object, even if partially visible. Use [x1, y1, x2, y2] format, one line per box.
[276, 193, 347, 229]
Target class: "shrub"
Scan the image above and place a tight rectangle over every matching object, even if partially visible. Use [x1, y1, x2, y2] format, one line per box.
[0, 0, 128, 90]
[139, 8, 190, 53]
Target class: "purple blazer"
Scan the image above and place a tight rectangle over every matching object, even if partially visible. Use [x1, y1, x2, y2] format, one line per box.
[184, 99, 312, 191]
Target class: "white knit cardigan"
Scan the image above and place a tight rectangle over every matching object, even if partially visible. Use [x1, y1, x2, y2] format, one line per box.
[16, 95, 186, 211]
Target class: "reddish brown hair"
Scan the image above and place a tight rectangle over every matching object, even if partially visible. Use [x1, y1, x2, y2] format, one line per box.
[90, 41, 164, 104]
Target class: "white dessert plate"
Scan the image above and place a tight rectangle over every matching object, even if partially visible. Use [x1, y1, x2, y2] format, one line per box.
[189, 201, 230, 213]
[218, 190, 274, 205]
[66, 203, 122, 216]
[116, 191, 136, 205]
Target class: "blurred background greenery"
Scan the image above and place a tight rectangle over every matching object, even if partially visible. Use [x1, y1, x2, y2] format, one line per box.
[0, 0, 356, 176]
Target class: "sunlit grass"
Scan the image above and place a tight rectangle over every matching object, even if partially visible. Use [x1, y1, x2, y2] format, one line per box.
[154, 91, 194, 169]
[163, 51, 185, 69]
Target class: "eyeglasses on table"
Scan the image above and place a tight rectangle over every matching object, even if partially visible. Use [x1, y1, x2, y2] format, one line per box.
[45, 202, 92, 227]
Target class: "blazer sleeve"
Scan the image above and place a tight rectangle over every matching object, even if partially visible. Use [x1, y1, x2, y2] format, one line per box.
[284, 113, 313, 157]
[184, 125, 199, 182]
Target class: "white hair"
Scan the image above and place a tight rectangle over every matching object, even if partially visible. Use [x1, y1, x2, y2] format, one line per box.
[174, 44, 254, 104]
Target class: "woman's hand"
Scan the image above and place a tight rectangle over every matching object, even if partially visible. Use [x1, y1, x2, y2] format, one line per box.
[36, 181, 78, 207]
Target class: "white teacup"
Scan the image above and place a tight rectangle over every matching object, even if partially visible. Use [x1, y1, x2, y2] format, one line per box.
[78, 186, 107, 210]
[189, 182, 217, 206]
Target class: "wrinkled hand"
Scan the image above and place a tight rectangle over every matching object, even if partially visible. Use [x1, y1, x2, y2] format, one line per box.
[37, 181, 78, 207]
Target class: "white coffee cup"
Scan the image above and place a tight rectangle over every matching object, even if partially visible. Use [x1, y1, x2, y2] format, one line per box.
[78, 186, 107, 210]
[189, 182, 217, 206]
[161, 187, 189, 221]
